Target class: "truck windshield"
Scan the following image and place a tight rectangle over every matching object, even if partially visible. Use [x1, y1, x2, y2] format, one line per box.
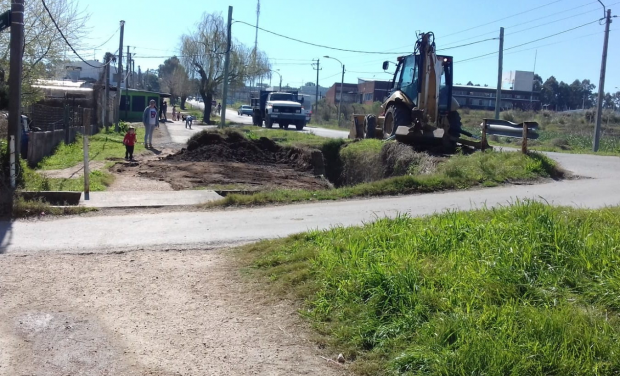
[269, 94, 295, 101]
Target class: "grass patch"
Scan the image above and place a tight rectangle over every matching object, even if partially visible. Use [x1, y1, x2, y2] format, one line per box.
[233, 125, 332, 148]
[241, 201, 620, 375]
[22, 165, 114, 191]
[206, 151, 563, 207]
[37, 127, 146, 170]
[13, 197, 95, 218]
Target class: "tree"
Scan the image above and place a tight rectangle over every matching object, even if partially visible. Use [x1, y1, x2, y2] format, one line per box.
[159, 56, 191, 106]
[541, 76, 559, 109]
[466, 81, 473, 86]
[144, 71, 160, 92]
[533, 74, 543, 92]
[180, 12, 270, 122]
[0, 0, 90, 107]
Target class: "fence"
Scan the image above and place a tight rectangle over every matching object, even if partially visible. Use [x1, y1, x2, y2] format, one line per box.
[25, 99, 97, 166]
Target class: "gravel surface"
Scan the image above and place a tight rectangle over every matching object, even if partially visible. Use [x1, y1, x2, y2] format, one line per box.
[0, 249, 349, 376]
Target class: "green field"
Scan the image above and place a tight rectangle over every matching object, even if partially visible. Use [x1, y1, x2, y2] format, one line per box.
[242, 201, 620, 375]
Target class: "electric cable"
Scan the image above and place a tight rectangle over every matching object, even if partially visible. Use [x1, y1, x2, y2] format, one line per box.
[41, 0, 112, 68]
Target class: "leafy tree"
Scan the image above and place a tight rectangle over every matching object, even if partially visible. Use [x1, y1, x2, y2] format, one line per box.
[541, 76, 559, 109]
[466, 81, 473, 86]
[180, 12, 271, 122]
[533, 74, 543, 92]
[0, 0, 89, 108]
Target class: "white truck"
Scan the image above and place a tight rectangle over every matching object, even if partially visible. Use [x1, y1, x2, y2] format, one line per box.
[251, 90, 306, 130]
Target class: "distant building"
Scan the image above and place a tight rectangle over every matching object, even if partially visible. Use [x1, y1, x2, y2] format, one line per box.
[452, 84, 541, 111]
[66, 60, 104, 81]
[325, 80, 391, 105]
[357, 79, 391, 104]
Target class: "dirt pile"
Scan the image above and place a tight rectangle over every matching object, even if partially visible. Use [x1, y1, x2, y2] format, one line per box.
[168, 131, 317, 172]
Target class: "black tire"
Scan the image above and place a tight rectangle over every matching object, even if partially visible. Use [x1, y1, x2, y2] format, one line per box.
[295, 121, 305, 131]
[383, 104, 411, 138]
[364, 114, 376, 139]
[280, 122, 289, 129]
[265, 116, 273, 128]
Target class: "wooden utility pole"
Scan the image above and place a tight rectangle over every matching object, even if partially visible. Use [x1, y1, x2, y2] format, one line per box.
[220, 6, 232, 128]
[124, 46, 130, 120]
[5, 0, 24, 216]
[494, 27, 504, 120]
[103, 52, 112, 131]
[115, 20, 125, 132]
[312, 59, 321, 115]
[593, 8, 612, 152]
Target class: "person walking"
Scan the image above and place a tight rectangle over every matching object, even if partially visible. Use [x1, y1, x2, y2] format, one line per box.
[162, 100, 168, 121]
[217, 102, 222, 115]
[143, 99, 158, 148]
[185, 115, 193, 129]
[123, 126, 137, 161]
[172, 105, 176, 120]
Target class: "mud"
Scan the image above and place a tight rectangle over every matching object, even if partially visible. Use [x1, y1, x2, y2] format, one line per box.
[113, 131, 330, 191]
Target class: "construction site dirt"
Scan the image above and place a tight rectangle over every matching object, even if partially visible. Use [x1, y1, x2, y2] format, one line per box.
[113, 131, 331, 192]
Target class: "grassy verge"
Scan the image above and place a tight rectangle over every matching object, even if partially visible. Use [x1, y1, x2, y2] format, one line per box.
[234, 125, 334, 148]
[206, 151, 563, 207]
[37, 127, 146, 170]
[22, 165, 114, 191]
[13, 197, 96, 218]
[240, 201, 620, 375]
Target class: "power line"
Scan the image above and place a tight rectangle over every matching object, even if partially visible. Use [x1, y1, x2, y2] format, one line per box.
[41, 0, 112, 68]
[233, 19, 412, 54]
[436, 37, 498, 51]
[90, 26, 120, 49]
[442, 0, 564, 38]
[455, 19, 599, 63]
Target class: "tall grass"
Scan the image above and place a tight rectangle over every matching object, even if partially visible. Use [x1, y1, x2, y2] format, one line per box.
[243, 201, 620, 375]
[208, 151, 563, 207]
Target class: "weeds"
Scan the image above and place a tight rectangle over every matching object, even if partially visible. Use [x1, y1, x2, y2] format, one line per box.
[13, 197, 95, 218]
[242, 201, 620, 375]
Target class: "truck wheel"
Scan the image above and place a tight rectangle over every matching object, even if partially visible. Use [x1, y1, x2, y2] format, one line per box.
[383, 104, 411, 138]
[265, 116, 273, 128]
[296, 122, 305, 131]
[280, 122, 289, 129]
[252, 114, 259, 126]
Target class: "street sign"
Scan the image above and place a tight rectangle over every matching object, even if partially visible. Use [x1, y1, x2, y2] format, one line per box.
[0, 10, 11, 32]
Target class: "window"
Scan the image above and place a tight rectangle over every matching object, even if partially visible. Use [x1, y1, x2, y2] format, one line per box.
[120, 95, 128, 111]
[132, 95, 145, 111]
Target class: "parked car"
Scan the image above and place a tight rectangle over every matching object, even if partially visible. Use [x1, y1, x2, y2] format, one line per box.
[237, 105, 253, 116]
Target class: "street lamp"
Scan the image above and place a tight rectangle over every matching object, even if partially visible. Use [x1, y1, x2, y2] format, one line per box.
[271, 69, 282, 91]
[324, 55, 345, 125]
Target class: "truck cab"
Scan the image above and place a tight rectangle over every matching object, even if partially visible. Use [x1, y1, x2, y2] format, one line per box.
[252, 90, 306, 130]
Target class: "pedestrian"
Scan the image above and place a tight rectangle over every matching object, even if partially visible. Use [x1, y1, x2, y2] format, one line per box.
[162, 100, 168, 121]
[177, 112, 181, 121]
[172, 105, 176, 120]
[185, 115, 193, 129]
[143, 99, 158, 148]
[123, 126, 137, 161]
[217, 102, 222, 115]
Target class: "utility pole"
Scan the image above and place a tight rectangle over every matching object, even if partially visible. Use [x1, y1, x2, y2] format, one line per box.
[103, 52, 112, 131]
[126, 48, 131, 89]
[5, 0, 24, 217]
[593, 8, 612, 152]
[494, 27, 504, 120]
[138, 65, 142, 90]
[115, 20, 125, 132]
[220, 6, 232, 128]
[312, 59, 321, 115]
[131, 59, 135, 89]
[124, 46, 130, 121]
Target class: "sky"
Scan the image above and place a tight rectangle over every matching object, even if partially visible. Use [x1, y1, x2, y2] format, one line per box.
[75, 0, 619, 93]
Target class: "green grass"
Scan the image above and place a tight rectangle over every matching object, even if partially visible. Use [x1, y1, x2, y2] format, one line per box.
[241, 201, 620, 375]
[13, 197, 96, 218]
[22, 165, 114, 192]
[207, 151, 562, 207]
[234, 125, 333, 148]
[37, 127, 146, 170]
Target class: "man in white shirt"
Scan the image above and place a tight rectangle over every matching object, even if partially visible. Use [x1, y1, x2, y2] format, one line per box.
[142, 99, 158, 148]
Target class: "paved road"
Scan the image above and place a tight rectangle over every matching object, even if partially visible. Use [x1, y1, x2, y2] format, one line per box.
[187, 99, 349, 139]
[1, 150, 618, 255]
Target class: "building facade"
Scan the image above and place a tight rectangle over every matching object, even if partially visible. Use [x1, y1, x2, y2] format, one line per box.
[324, 83, 359, 105]
[325, 80, 391, 106]
[452, 85, 541, 111]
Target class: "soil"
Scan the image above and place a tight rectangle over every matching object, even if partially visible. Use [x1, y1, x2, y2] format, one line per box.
[112, 131, 330, 192]
[0, 249, 349, 375]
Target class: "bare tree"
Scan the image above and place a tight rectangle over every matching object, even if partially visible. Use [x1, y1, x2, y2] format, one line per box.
[180, 12, 270, 122]
[0, 0, 90, 107]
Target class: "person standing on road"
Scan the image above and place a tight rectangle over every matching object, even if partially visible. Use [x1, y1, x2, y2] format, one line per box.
[123, 126, 137, 161]
[143, 99, 158, 148]
[172, 105, 176, 120]
[185, 115, 193, 129]
[217, 102, 222, 115]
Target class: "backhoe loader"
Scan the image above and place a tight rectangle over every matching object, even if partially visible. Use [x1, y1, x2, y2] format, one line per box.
[350, 32, 494, 152]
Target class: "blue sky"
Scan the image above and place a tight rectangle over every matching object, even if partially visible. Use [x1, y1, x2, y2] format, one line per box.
[76, 0, 618, 92]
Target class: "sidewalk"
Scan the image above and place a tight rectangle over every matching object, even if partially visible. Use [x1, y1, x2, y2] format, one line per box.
[79, 190, 222, 208]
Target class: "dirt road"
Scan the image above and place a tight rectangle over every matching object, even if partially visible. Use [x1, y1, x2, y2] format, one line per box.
[0, 249, 348, 376]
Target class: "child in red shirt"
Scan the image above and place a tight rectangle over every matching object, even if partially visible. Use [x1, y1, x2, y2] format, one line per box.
[123, 126, 137, 161]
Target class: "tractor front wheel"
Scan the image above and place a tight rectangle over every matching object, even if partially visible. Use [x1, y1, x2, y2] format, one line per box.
[383, 104, 411, 138]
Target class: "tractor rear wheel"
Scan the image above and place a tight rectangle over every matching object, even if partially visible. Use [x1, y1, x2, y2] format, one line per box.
[383, 104, 411, 138]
